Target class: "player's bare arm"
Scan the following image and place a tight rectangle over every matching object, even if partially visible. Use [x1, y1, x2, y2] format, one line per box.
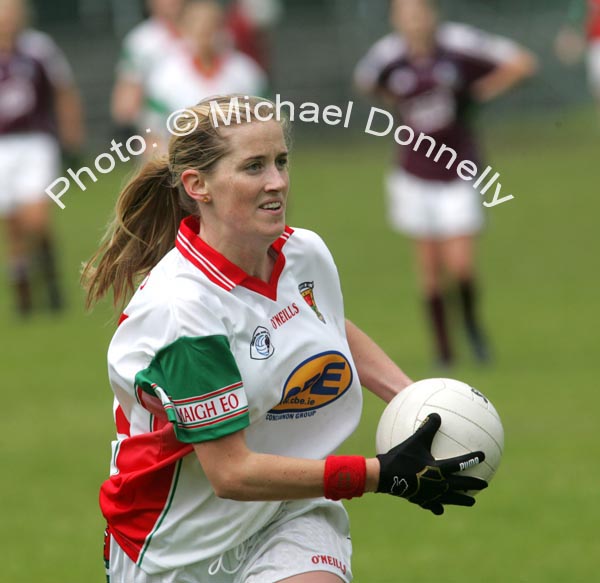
[471, 48, 538, 103]
[345, 319, 412, 403]
[193, 430, 381, 500]
[111, 78, 144, 125]
[54, 83, 84, 152]
[193, 421, 485, 515]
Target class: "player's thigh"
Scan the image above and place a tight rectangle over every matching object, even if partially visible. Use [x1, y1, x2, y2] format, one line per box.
[240, 502, 353, 583]
[414, 239, 444, 293]
[440, 235, 476, 279]
[2, 213, 21, 244]
[16, 199, 52, 233]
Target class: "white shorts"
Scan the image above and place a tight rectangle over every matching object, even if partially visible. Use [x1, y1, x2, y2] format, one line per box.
[106, 500, 353, 583]
[587, 40, 600, 98]
[0, 132, 61, 215]
[386, 169, 484, 239]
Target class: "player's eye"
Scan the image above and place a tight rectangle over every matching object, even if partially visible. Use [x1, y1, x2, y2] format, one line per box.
[246, 161, 263, 172]
[276, 156, 288, 169]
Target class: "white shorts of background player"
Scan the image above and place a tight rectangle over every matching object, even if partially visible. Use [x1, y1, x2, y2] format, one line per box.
[0, 133, 60, 216]
[386, 169, 484, 240]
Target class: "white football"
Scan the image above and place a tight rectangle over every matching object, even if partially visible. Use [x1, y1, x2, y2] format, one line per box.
[376, 378, 504, 488]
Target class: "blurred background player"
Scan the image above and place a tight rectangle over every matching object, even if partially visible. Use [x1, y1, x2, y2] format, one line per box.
[225, 0, 282, 81]
[354, 0, 536, 367]
[0, 0, 84, 316]
[555, 0, 600, 118]
[144, 0, 267, 148]
[110, 0, 185, 140]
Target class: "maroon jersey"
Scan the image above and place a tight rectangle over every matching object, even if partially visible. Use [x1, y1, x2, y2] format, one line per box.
[0, 30, 73, 136]
[355, 23, 521, 182]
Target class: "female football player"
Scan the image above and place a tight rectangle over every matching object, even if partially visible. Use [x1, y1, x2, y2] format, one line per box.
[0, 0, 84, 315]
[144, 0, 266, 149]
[355, 0, 537, 366]
[83, 95, 487, 583]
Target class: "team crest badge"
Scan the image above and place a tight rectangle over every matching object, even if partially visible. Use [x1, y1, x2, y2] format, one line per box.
[298, 281, 326, 324]
[250, 326, 275, 360]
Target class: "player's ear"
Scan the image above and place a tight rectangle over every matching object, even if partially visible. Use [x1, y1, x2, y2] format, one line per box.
[181, 169, 209, 202]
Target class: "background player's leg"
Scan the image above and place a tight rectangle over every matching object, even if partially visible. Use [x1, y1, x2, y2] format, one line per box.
[19, 198, 64, 312]
[415, 239, 452, 367]
[3, 212, 32, 316]
[279, 572, 345, 582]
[441, 235, 490, 363]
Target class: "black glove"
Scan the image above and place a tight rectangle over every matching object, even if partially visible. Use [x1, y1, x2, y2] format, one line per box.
[376, 413, 488, 515]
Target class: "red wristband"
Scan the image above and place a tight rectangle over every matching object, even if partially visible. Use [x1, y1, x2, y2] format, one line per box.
[323, 455, 367, 500]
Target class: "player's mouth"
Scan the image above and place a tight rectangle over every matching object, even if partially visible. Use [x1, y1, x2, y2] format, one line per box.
[258, 200, 284, 213]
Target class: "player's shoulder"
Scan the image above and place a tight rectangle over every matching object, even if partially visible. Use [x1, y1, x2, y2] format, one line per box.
[123, 18, 162, 44]
[365, 32, 407, 63]
[122, 18, 173, 56]
[437, 21, 517, 61]
[288, 227, 325, 247]
[223, 50, 266, 82]
[121, 249, 226, 332]
[16, 29, 61, 58]
[286, 227, 334, 262]
[355, 32, 407, 90]
[227, 50, 261, 69]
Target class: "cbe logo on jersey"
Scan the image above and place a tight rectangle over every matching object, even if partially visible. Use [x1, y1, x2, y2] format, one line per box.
[269, 351, 353, 414]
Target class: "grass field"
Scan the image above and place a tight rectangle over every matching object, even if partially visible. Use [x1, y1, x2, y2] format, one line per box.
[2, 109, 598, 582]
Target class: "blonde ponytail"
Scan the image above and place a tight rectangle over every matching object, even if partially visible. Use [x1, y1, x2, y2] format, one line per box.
[81, 156, 195, 308]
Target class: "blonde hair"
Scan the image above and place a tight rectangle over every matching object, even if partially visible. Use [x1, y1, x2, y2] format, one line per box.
[82, 95, 289, 309]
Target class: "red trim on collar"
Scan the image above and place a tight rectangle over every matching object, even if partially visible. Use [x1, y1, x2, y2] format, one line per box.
[191, 54, 225, 79]
[175, 216, 293, 301]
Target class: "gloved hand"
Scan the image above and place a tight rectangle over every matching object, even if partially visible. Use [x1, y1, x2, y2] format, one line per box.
[376, 413, 487, 515]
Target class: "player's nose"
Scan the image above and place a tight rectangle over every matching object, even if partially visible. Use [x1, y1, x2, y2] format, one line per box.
[264, 165, 288, 192]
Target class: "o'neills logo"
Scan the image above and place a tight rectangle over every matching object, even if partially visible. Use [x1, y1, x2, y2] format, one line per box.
[270, 303, 299, 329]
[311, 555, 347, 575]
[269, 351, 352, 413]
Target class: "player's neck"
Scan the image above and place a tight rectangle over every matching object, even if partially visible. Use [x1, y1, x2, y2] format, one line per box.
[406, 38, 436, 61]
[0, 34, 17, 53]
[198, 224, 277, 282]
[194, 47, 218, 66]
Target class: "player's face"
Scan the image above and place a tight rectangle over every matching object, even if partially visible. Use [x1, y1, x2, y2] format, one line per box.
[182, 2, 224, 55]
[0, 0, 25, 39]
[391, 0, 438, 44]
[201, 120, 289, 250]
[148, 0, 185, 21]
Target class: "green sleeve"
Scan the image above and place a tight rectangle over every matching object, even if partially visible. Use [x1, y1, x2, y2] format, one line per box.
[135, 335, 249, 443]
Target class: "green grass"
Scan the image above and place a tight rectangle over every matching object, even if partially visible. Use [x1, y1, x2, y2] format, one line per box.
[2, 109, 597, 582]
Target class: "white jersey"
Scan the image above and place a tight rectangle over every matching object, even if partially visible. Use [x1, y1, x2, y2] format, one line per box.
[101, 217, 363, 575]
[116, 18, 180, 85]
[144, 44, 266, 138]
